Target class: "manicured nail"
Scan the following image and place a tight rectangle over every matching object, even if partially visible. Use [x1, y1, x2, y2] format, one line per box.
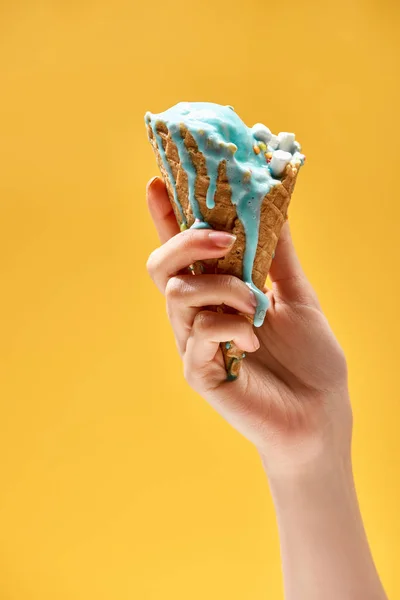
[146, 176, 159, 191]
[208, 231, 236, 248]
[249, 291, 258, 308]
[252, 333, 260, 350]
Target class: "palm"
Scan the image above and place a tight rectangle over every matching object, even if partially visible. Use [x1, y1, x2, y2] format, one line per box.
[204, 284, 348, 455]
[253, 299, 344, 393]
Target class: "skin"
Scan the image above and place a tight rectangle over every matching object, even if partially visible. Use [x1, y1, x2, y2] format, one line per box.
[146, 176, 388, 600]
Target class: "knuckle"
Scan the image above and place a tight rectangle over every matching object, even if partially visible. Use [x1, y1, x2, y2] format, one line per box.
[218, 275, 249, 305]
[193, 310, 216, 334]
[179, 229, 198, 251]
[219, 274, 237, 294]
[165, 276, 186, 301]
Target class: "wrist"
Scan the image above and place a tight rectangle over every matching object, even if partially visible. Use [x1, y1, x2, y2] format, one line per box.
[265, 450, 355, 511]
[259, 389, 353, 486]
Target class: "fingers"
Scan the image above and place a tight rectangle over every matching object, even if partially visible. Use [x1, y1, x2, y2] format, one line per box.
[269, 222, 320, 308]
[147, 229, 236, 293]
[184, 311, 260, 386]
[165, 274, 258, 354]
[147, 177, 180, 243]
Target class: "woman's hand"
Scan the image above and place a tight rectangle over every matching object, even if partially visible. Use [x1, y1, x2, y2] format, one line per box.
[146, 177, 387, 600]
[146, 177, 351, 474]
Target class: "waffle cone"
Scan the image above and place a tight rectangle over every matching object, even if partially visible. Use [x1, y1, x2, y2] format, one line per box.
[147, 121, 300, 379]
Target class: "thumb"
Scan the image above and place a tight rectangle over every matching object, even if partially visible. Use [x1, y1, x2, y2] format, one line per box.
[269, 222, 320, 308]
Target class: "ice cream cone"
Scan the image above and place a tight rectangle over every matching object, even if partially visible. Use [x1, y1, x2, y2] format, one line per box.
[146, 111, 302, 380]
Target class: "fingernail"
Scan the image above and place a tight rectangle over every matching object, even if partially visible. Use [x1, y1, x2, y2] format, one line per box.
[146, 176, 159, 191]
[249, 290, 258, 308]
[208, 231, 236, 248]
[252, 333, 260, 350]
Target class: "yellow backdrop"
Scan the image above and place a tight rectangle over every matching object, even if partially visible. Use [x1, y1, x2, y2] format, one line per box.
[0, 1, 399, 598]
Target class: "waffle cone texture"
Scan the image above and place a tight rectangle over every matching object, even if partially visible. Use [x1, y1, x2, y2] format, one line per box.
[147, 121, 300, 379]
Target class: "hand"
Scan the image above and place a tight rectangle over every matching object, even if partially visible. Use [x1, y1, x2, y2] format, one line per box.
[146, 177, 352, 476]
[146, 177, 387, 599]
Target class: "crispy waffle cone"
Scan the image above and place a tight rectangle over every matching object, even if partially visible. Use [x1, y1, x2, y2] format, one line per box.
[147, 121, 300, 379]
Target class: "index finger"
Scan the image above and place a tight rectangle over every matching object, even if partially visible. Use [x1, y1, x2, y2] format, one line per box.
[146, 177, 180, 243]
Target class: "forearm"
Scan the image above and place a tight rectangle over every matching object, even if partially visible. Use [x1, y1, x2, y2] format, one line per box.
[265, 454, 387, 600]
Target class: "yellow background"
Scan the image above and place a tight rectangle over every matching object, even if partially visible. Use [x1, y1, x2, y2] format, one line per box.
[0, 0, 399, 598]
